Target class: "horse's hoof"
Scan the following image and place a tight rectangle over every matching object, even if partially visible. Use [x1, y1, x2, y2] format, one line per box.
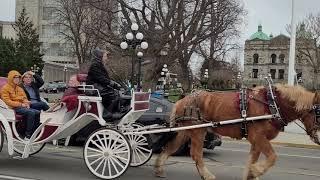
[250, 164, 264, 177]
[203, 174, 216, 180]
[154, 168, 166, 178]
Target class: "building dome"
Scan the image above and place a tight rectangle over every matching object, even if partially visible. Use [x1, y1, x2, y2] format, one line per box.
[249, 24, 270, 41]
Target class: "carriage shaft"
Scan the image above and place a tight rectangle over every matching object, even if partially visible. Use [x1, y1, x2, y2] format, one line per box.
[125, 114, 274, 135]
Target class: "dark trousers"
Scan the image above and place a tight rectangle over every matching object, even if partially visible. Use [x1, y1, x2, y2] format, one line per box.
[14, 107, 40, 138]
[30, 101, 50, 111]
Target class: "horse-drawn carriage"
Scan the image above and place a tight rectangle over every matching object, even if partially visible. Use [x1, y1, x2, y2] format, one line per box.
[0, 74, 154, 179]
[0, 74, 320, 180]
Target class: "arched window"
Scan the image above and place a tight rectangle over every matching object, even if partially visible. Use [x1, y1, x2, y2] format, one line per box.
[279, 54, 285, 63]
[271, 54, 277, 63]
[253, 54, 259, 63]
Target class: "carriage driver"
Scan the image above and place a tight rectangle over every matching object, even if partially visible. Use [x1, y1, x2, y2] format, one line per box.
[86, 49, 122, 119]
[1, 70, 40, 141]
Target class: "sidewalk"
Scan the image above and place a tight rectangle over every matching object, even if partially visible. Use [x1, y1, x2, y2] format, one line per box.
[271, 132, 320, 149]
[223, 132, 320, 149]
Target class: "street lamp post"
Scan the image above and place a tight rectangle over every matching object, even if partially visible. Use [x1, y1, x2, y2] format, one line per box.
[30, 64, 40, 73]
[204, 69, 209, 89]
[63, 65, 68, 83]
[161, 64, 168, 93]
[120, 23, 148, 90]
[236, 72, 242, 89]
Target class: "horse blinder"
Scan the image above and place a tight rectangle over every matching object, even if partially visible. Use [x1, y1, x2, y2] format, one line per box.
[313, 104, 320, 124]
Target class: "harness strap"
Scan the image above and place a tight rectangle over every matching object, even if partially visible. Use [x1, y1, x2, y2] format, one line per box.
[239, 88, 248, 138]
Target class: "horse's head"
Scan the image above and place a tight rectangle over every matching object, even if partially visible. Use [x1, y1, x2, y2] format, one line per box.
[301, 91, 320, 145]
[274, 84, 320, 145]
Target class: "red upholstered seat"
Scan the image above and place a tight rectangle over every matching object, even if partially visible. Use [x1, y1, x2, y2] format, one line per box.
[77, 74, 88, 83]
[0, 77, 7, 90]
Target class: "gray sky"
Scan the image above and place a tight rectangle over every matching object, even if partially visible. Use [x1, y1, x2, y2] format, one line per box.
[243, 0, 320, 40]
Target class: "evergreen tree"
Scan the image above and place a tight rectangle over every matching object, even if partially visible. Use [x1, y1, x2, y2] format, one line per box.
[0, 37, 16, 77]
[12, 7, 43, 74]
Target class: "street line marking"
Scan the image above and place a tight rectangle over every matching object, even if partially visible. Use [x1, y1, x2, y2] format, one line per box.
[0, 175, 38, 180]
[216, 147, 320, 159]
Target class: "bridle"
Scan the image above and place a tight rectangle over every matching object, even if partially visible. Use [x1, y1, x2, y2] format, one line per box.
[298, 104, 320, 145]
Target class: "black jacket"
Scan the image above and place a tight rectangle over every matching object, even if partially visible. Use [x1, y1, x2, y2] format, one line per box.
[86, 49, 112, 89]
[21, 74, 44, 101]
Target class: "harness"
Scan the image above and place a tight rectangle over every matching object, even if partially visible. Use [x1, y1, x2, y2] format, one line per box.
[239, 88, 248, 137]
[240, 76, 286, 137]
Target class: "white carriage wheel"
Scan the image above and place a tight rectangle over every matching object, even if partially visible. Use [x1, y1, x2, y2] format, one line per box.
[0, 127, 4, 153]
[13, 139, 46, 156]
[125, 123, 153, 167]
[84, 128, 132, 179]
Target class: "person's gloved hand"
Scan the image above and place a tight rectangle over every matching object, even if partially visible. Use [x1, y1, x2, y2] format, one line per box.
[111, 80, 121, 90]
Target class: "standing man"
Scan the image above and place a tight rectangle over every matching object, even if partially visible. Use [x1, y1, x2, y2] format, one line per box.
[21, 71, 49, 111]
[1, 70, 40, 140]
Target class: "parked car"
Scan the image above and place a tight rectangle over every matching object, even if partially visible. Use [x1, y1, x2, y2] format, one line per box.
[43, 82, 59, 93]
[68, 91, 222, 155]
[56, 82, 67, 92]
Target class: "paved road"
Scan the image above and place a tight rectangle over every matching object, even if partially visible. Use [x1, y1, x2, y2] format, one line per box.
[0, 141, 319, 180]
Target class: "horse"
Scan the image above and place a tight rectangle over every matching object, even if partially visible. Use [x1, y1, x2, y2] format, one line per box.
[154, 84, 320, 180]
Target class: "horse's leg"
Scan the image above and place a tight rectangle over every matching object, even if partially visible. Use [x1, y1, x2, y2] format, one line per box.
[154, 131, 188, 178]
[249, 138, 277, 178]
[243, 144, 261, 180]
[190, 129, 216, 180]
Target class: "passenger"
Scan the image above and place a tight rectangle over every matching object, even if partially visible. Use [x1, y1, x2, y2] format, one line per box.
[86, 49, 121, 119]
[1, 70, 40, 140]
[21, 71, 49, 111]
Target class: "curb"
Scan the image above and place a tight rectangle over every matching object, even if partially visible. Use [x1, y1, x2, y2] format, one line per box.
[222, 137, 320, 150]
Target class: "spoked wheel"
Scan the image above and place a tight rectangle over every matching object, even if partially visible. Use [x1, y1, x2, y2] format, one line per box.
[0, 127, 4, 153]
[13, 139, 46, 156]
[84, 128, 132, 179]
[125, 123, 153, 167]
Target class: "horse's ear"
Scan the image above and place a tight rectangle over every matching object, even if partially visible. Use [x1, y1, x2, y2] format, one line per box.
[314, 91, 320, 104]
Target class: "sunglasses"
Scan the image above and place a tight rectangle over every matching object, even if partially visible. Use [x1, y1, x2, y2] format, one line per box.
[13, 76, 21, 79]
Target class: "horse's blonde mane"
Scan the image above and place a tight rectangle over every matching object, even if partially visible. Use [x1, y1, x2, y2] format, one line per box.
[275, 84, 315, 111]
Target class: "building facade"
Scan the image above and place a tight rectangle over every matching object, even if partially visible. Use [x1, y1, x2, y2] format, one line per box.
[244, 25, 317, 89]
[16, 0, 75, 65]
[0, 21, 16, 39]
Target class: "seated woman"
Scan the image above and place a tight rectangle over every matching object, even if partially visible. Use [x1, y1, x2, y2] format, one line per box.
[21, 71, 49, 111]
[1, 70, 40, 140]
[47, 74, 80, 112]
[86, 49, 121, 119]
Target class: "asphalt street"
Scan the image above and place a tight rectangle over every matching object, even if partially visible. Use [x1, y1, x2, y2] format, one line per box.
[0, 141, 319, 180]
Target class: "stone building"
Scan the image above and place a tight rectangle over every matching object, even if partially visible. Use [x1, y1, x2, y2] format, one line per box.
[0, 21, 15, 39]
[16, 0, 75, 65]
[244, 24, 318, 89]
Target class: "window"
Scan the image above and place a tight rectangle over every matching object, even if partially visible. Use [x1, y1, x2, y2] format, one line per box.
[43, 7, 56, 20]
[296, 69, 302, 79]
[278, 69, 284, 79]
[42, 25, 60, 38]
[253, 53, 259, 63]
[279, 54, 285, 63]
[252, 69, 258, 78]
[270, 69, 276, 79]
[271, 54, 277, 63]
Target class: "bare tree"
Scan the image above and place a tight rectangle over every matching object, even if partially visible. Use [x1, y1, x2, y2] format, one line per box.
[58, 0, 245, 90]
[54, 0, 113, 68]
[287, 13, 320, 89]
[111, 0, 245, 90]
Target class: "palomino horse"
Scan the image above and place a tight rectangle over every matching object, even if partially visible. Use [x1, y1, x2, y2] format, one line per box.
[154, 84, 320, 180]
